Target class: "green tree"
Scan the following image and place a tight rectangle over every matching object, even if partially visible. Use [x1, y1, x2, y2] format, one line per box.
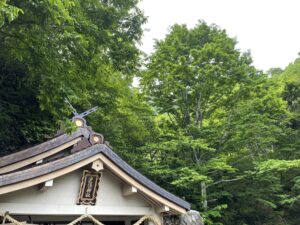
[142, 22, 257, 128]
[0, 0, 150, 154]
[140, 21, 264, 224]
[140, 21, 300, 225]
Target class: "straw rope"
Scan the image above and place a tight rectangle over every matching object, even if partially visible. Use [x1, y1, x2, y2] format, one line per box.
[0, 212, 25, 225]
[67, 214, 105, 225]
[1, 211, 161, 225]
[133, 215, 161, 225]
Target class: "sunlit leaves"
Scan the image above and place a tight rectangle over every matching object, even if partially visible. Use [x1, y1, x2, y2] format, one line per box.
[171, 167, 210, 188]
[0, 0, 23, 27]
[256, 159, 300, 173]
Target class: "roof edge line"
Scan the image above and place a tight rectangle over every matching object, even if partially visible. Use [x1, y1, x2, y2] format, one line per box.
[99, 153, 188, 213]
[0, 128, 90, 168]
[0, 137, 82, 175]
[0, 153, 101, 195]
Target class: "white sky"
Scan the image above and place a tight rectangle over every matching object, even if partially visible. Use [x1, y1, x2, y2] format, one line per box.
[138, 0, 300, 71]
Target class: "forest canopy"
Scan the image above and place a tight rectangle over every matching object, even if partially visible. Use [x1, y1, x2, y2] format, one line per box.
[0, 1, 299, 225]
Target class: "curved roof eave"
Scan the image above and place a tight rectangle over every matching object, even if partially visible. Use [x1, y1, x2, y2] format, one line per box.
[0, 144, 191, 211]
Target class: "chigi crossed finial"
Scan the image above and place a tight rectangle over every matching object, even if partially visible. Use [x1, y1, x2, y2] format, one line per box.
[64, 98, 99, 128]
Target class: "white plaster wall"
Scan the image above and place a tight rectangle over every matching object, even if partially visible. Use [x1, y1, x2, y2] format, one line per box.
[97, 170, 149, 207]
[0, 168, 156, 216]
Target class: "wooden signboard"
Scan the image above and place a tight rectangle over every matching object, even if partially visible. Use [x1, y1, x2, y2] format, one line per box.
[77, 170, 102, 205]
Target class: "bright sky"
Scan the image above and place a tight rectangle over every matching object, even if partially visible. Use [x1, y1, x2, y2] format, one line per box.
[138, 0, 300, 71]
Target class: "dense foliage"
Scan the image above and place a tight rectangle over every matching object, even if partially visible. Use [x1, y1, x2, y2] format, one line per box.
[0, 0, 154, 156]
[0, 2, 299, 225]
[139, 22, 300, 225]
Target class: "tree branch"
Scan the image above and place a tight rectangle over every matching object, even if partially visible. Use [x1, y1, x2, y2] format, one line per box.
[207, 177, 242, 188]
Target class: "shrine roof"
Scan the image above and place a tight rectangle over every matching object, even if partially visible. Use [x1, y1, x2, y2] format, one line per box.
[0, 117, 191, 212]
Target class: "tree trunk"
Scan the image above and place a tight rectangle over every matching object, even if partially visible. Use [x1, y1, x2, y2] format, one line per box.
[201, 181, 207, 211]
[195, 92, 203, 128]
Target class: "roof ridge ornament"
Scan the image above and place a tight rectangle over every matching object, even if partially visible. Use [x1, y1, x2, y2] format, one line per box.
[64, 98, 104, 145]
[64, 98, 79, 116]
[64, 98, 99, 128]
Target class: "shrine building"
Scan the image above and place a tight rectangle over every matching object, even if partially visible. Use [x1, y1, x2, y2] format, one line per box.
[0, 116, 191, 225]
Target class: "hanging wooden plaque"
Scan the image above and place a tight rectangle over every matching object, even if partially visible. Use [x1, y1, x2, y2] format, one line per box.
[77, 170, 102, 205]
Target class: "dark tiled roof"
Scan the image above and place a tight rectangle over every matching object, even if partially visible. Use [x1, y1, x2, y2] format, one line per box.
[0, 128, 90, 168]
[0, 144, 191, 210]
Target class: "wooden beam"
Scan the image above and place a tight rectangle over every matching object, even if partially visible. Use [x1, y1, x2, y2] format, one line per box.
[0, 154, 102, 195]
[0, 128, 89, 168]
[71, 138, 91, 153]
[156, 205, 170, 213]
[36, 159, 43, 165]
[0, 138, 82, 174]
[0, 145, 103, 187]
[123, 184, 138, 196]
[38, 179, 53, 192]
